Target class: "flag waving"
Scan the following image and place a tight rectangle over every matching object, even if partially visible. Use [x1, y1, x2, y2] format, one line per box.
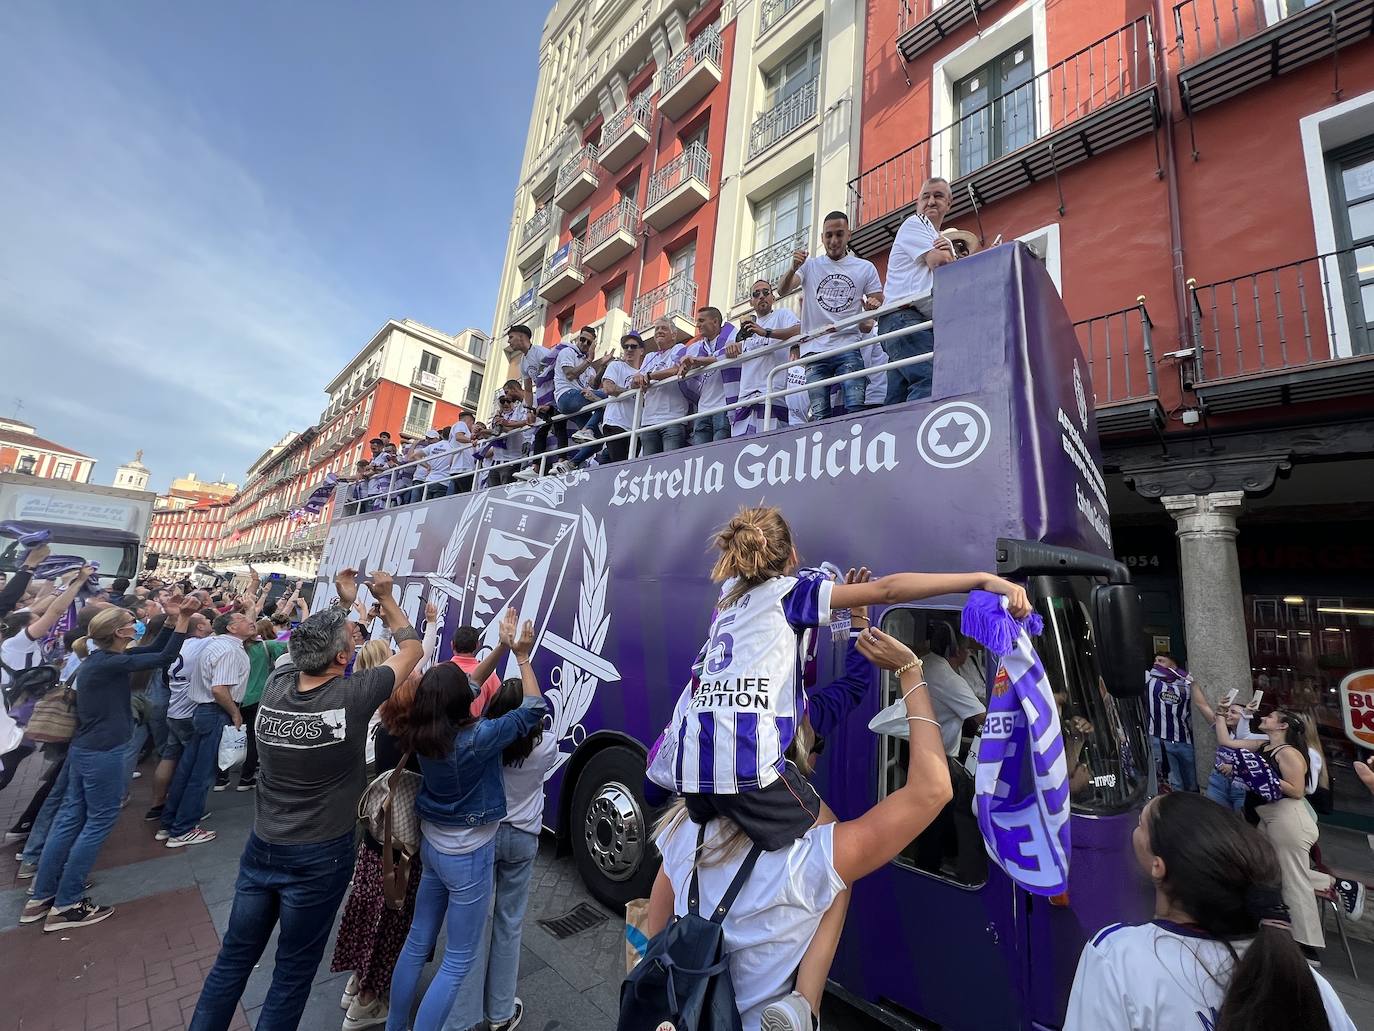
[963, 590, 1070, 896]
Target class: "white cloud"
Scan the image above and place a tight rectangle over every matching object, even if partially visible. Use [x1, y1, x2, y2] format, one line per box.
[0, 3, 373, 490]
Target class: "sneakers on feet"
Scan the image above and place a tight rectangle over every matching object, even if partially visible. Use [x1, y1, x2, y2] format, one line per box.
[1336, 878, 1366, 922]
[131, 770, 142, 779]
[43, 897, 114, 932]
[16, 860, 36, 880]
[551, 460, 575, 475]
[512, 468, 538, 482]
[4, 829, 29, 845]
[143, 805, 164, 822]
[490, 998, 524, 1031]
[571, 428, 597, 444]
[1300, 944, 1322, 968]
[340, 973, 360, 1010]
[166, 827, 216, 848]
[19, 896, 54, 924]
[760, 991, 817, 1031]
[342, 995, 389, 1030]
[154, 829, 170, 841]
[212, 778, 228, 792]
[236, 777, 256, 791]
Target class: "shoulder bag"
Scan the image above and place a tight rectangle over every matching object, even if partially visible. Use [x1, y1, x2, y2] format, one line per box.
[357, 751, 422, 910]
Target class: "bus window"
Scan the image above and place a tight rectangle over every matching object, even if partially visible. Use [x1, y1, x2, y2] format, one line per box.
[877, 606, 989, 887]
[1030, 576, 1149, 814]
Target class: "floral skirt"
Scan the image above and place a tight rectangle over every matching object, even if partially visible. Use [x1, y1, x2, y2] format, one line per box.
[329, 842, 422, 996]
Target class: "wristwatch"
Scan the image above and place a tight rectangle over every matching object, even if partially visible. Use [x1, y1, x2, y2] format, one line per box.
[763, 327, 771, 338]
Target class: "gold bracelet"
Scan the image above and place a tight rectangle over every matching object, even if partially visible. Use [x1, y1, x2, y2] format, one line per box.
[893, 658, 923, 678]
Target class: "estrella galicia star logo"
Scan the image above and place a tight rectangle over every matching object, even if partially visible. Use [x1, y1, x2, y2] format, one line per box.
[916, 401, 992, 469]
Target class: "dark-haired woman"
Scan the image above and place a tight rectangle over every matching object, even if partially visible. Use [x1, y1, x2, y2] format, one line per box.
[450, 674, 558, 1031]
[385, 610, 544, 1031]
[1065, 792, 1353, 1030]
[1214, 708, 1325, 961]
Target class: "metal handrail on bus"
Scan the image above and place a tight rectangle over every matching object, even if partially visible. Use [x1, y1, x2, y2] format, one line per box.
[349, 289, 938, 511]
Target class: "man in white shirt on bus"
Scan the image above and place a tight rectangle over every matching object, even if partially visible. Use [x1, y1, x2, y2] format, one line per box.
[879, 177, 955, 405]
[632, 317, 693, 456]
[726, 279, 802, 436]
[778, 211, 883, 422]
[553, 327, 613, 465]
[680, 306, 737, 444]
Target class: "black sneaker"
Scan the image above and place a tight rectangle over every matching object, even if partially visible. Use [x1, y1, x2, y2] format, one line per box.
[212, 775, 229, 792]
[490, 999, 523, 1031]
[43, 898, 114, 932]
[1335, 878, 1366, 921]
[236, 777, 256, 791]
[1300, 944, 1322, 968]
[143, 804, 164, 822]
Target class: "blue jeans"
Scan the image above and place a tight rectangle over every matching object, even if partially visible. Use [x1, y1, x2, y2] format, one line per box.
[190, 830, 356, 1031]
[805, 348, 865, 421]
[21, 753, 70, 865]
[1206, 769, 1247, 810]
[692, 411, 731, 445]
[162, 703, 229, 837]
[557, 389, 607, 464]
[388, 837, 496, 1031]
[1152, 737, 1198, 792]
[636, 423, 688, 456]
[878, 308, 935, 404]
[32, 745, 126, 907]
[448, 826, 540, 1028]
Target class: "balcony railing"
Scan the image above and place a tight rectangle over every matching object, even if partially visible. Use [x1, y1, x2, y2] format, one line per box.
[1073, 298, 1159, 406]
[735, 227, 809, 304]
[556, 143, 601, 194]
[402, 416, 432, 438]
[411, 367, 445, 393]
[601, 95, 653, 152]
[662, 25, 723, 95]
[897, 0, 1009, 60]
[631, 271, 698, 329]
[547, 238, 586, 278]
[748, 77, 819, 160]
[525, 128, 573, 189]
[520, 206, 552, 246]
[1186, 248, 1374, 385]
[510, 278, 541, 320]
[761, 0, 806, 35]
[588, 197, 641, 250]
[848, 17, 1156, 254]
[647, 141, 711, 207]
[571, 66, 600, 109]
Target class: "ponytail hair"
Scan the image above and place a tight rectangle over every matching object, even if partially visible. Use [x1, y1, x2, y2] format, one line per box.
[483, 677, 543, 765]
[711, 506, 794, 609]
[1275, 708, 1310, 756]
[1146, 793, 1330, 1031]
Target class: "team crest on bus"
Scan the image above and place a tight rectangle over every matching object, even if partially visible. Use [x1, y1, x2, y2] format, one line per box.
[916, 400, 991, 469]
[426, 486, 619, 775]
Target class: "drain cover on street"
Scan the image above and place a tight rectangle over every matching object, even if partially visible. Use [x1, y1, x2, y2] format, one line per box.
[539, 901, 610, 940]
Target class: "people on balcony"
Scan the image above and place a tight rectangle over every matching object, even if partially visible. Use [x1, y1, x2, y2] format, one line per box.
[778, 210, 884, 422]
[879, 177, 954, 404]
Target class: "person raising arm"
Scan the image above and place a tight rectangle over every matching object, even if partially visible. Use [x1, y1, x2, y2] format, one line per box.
[331, 568, 424, 689]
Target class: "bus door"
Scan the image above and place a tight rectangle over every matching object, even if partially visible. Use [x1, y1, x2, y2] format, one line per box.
[826, 603, 1026, 1031]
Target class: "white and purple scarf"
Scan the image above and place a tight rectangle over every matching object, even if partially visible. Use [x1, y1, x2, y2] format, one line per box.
[964, 590, 1070, 896]
[302, 474, 337, 515]
[1214, 743, 1283, 801]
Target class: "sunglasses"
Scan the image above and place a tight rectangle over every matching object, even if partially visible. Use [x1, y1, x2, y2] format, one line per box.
[624, 342, 643, 350]
[578, 336, 595, 346]
[751, 288, 772, 298]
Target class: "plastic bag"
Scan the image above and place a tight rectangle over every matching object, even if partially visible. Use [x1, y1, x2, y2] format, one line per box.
[624, 898, 651, 973]
[218, 725, 248, 770]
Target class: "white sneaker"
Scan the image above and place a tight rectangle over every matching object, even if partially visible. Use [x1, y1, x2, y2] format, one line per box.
[155, 829, 170, 841]
[512, 468, 538, 482]
[571, 428, 597, 444]
[341, 995, 388, 1030]
[340, 973, 360, 1010]
[166, 827, 216, 848]
[551, 460, 575, 475]
[760, 991, 816, 1031]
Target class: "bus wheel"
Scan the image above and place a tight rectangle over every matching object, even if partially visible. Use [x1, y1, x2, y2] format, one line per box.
[570, 746, 658, 911]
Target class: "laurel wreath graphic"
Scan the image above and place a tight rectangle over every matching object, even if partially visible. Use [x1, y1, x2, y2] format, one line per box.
[544, 505, 611, 772]
[427, 496, 482, 649]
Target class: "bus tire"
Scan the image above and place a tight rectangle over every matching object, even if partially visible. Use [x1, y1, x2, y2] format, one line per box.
[569, 746, 659, 911]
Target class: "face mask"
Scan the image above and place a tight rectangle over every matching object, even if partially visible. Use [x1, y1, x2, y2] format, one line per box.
[133, 620, 147, 637]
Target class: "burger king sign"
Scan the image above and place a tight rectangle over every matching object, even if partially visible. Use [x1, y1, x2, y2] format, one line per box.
[1339, 668, 1374, 748]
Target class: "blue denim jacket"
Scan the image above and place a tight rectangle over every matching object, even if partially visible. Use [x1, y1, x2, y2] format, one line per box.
[415, 697, 547, 828]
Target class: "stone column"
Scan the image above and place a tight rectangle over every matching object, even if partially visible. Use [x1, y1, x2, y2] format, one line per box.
[1162, 491, 1251, 785]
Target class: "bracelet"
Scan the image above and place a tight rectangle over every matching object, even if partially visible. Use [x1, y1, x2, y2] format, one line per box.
[901, 682, 928, 704]
[391, 625, 420, 644]
[893, 658, 923, 678]
[517, 657, 533, 667]
[906, 715, 941, 731]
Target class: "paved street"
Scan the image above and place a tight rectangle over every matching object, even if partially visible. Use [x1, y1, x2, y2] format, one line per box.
[2, 749, 1371, 1031]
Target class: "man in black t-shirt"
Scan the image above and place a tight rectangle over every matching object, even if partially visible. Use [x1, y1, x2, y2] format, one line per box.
[189, 568, 423, 1031]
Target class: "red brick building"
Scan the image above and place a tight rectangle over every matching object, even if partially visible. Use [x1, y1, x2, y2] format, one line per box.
[146, 501, 230, 573]
[0, 417, 95, 483]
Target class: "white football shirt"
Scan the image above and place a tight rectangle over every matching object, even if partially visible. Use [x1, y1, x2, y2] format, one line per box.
[797, 253, 882, 356]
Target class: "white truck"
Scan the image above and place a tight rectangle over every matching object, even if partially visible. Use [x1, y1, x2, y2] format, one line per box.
[0, 473, 156, 583]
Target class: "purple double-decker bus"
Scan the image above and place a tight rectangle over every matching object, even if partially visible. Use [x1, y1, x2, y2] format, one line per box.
[310, 244, 1152, 1029]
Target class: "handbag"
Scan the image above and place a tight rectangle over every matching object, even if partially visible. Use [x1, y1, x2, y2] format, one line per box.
[24, 685, 78, 743]
[357, 751, 422, 910]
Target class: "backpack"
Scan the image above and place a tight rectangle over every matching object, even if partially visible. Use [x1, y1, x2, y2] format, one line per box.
[1, 658, 59, 712]
[617, 825, 764, 1031]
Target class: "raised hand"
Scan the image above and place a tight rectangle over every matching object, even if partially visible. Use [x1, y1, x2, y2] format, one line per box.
[21, 542, 51, 569]
[513, 619, 536, 659]
[984, 577, 1031, 620]
[791, 248, 807, 270]
[335, 568, 359, 607]
[497, 606, 518, 648]
[367, 570, 395, 599]
[425, 601, 438, 624]
[844, 566, 873, 623]
[856, 626, 919, 672]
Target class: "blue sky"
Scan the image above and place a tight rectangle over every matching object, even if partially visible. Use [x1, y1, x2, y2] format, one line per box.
[0, 1, 548, 493]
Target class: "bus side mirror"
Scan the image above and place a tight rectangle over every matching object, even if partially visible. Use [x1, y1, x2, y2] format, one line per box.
[1093, 584, 1146, 698]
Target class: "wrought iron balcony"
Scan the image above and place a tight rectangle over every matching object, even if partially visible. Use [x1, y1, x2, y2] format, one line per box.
[644, 141, 711, 230]
[585, 198, 641, 271]
[897, 0, 1008, 61]
[411, 367, 445, 394]
[748, 77, 819, 161]
[631, 272, 698, 336]
[402, 415, 432, 439]
[760, 0, 807, 35]
[660, 26, 723, 121]
[510, 277, 542, 321]
[554, 144, 602, 211]
[519, 206, 552, 252]
[848, 16, 1158, 258]
[1073, 298, 1164, 436]
[599, 95, 654, 172]
[735, 228, 809, 304]
[1184, 248, 1374, 413]
[539, 239, 587, 302]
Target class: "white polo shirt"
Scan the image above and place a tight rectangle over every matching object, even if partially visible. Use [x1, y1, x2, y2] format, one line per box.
[883, 212, 942, 305]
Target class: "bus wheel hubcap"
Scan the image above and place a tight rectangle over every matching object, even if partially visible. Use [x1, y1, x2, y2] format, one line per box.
[584, 781, 642, 882]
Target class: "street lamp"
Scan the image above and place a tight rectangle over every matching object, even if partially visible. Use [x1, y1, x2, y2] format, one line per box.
[16, 454, 35, 475]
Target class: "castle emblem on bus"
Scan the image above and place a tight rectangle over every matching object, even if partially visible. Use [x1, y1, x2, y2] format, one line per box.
[916, 401, 991, 469]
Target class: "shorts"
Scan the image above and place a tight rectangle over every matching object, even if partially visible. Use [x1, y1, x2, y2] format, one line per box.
[685, 761, 821, 851]
[162, 716, 194, 760]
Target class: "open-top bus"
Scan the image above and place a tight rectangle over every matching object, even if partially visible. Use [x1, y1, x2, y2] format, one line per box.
[309, 243, 1152, 1029]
